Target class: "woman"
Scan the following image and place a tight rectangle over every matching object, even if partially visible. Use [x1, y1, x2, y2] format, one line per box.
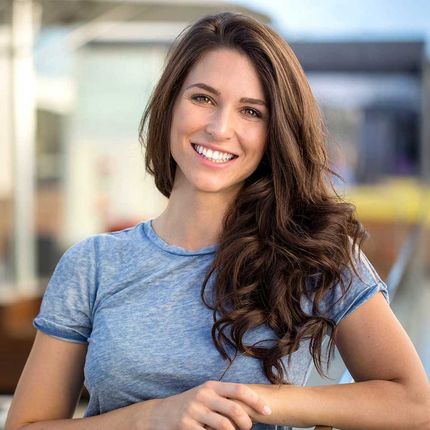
[6, 12, 430, 430]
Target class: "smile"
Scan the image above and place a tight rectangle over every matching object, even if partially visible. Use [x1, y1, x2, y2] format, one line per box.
[191, 143, 238, 163]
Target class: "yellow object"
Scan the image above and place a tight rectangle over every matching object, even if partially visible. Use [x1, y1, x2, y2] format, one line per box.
[339, 177, 430, 226]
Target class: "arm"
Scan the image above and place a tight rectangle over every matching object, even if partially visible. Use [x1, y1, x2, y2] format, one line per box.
[14, 402, 158, 430]
[5, 331, 158, 430]
[237, 292, 430, 429]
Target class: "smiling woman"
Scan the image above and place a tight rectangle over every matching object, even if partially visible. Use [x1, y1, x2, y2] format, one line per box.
[6, 11, 430, 430]
[168, 47, 268, 198]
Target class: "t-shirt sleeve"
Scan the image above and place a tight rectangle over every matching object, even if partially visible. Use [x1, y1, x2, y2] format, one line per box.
[301, 246, 390, 326]
[33, 236, 97, 344]
[323, 248, 390, 325]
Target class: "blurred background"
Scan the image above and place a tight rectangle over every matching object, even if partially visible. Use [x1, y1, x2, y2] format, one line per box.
[0, 0, 429, 426]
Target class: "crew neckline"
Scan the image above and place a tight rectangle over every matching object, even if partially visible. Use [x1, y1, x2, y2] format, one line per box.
[142, 219, 219, 256]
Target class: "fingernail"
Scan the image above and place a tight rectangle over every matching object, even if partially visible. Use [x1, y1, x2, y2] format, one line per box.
[262, 405, 272, 415]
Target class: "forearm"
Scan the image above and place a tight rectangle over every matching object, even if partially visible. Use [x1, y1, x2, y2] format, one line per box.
[244, 381, 430, 430]
[15, 399, 159, 430]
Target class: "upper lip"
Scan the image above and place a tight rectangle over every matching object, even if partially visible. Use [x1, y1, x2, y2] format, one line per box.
[191, 142, 238, 157]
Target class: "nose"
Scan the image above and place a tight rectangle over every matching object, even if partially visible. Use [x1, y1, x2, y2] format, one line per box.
[205, 106, 234, 141]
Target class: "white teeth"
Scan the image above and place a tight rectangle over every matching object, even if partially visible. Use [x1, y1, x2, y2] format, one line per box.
[193, 144, 235, 163]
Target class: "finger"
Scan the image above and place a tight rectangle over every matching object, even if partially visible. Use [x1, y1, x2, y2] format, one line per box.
[212, 382, 271, 416]
[197, 407, 238, 430]
[206, 395, 253, 430]
[314, 426, 333, 429]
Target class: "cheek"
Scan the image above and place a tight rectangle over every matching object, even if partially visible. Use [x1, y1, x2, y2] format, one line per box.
[174, 102, 203, 129]
[170, 110, 189, 148]
[245, 128, 267, 156]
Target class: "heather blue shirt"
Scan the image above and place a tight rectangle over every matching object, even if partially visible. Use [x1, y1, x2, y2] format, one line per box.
[33, 219, 389, 427]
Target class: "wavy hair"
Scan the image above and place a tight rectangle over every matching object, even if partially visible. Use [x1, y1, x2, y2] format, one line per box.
[138, 12, 368, 385]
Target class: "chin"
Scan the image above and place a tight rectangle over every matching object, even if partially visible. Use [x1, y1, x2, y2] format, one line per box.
[194, 180, 242, 195]
[193, 184, 229, 194]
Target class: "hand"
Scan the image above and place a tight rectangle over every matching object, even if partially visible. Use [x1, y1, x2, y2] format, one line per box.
[144, 380, 272, 430]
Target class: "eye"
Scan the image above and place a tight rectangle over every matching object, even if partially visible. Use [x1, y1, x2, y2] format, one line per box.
[243, 107, 262, 118]
[191, 94, 214, 104]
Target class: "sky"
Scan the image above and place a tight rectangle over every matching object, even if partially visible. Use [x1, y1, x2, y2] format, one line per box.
[233, 0, 430, 56]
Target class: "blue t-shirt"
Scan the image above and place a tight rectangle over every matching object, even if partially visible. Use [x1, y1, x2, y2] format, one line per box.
[33, 219, 389, 428]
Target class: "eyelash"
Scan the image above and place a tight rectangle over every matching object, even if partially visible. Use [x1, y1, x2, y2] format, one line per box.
[191, 94, 263, 118]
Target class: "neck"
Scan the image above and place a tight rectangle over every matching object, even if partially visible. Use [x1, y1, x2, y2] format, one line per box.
[152, 183, 239, 252]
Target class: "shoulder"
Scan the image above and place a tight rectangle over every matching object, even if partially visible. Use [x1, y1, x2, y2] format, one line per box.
[332, 246, 390, 323]
[64, 222, 144, 261]
[302, 245, 389, 325]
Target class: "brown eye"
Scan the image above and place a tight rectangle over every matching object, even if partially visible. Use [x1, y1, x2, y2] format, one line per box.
[243, 107, 262, 118]
[191, 94, 213, 104]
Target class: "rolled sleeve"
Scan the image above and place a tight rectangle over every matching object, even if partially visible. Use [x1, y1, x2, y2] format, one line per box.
[33, 236, 98, 343]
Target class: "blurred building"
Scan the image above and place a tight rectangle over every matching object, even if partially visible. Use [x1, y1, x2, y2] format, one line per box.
[290, 40, 426, 185]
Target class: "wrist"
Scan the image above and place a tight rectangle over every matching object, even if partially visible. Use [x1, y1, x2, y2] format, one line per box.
[130, 398, 163, 430]
[244, 383, 280, 425]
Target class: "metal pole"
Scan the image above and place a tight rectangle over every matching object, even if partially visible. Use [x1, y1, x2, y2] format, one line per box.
[11, 0, 38, 296]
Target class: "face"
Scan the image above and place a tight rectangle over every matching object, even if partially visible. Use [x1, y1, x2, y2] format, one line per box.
[169, 48, 268, 197]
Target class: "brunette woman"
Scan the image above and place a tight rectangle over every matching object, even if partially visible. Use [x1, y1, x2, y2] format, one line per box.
[6, 12, 430, 430]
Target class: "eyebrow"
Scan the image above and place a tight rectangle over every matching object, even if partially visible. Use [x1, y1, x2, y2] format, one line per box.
[185, 82, 267, 107]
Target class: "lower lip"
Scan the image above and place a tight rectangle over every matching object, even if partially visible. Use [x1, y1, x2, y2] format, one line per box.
[191, 144, 237, 169]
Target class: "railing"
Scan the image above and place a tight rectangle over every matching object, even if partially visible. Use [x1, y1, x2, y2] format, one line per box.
[280, 224, 421, 430]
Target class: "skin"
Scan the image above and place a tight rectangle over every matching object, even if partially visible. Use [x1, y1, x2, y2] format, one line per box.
[152, 47, 268, 251]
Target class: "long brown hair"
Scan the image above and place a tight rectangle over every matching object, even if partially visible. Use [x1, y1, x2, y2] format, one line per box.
[139, 12, 368, 385]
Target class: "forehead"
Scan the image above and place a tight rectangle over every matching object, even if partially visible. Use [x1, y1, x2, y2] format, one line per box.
[182, 48, 265, 98]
